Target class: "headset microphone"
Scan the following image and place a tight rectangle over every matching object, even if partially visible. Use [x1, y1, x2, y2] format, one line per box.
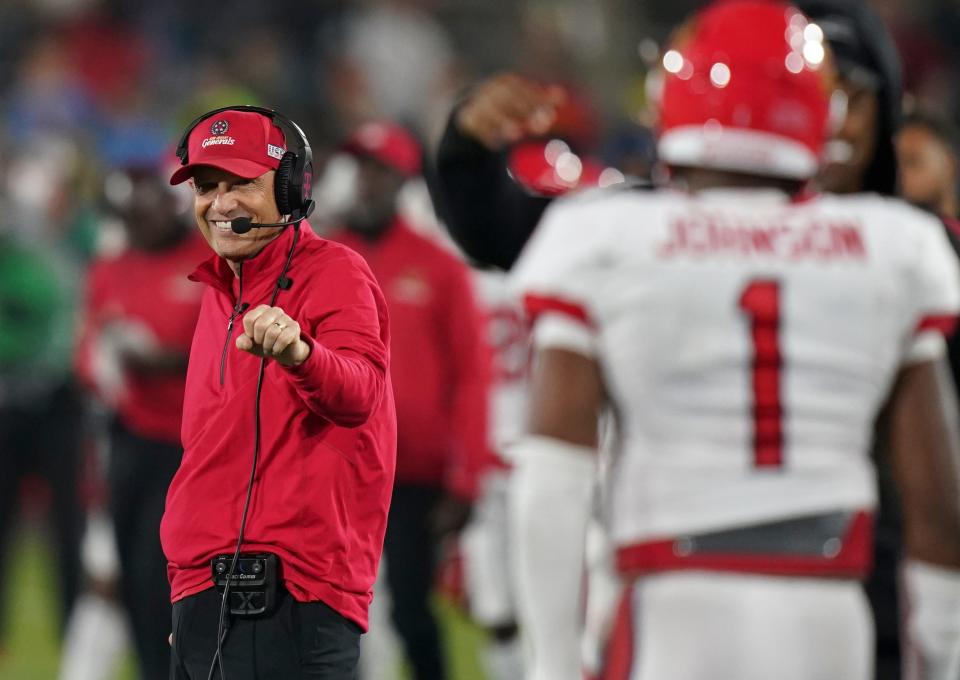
[230, 199, 316, 234]
[230, 217, 292, 234]
[230, 216, 298, 234]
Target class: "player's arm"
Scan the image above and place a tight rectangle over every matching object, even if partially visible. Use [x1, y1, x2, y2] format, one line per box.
[529, 347, 604, 445]
[887, 206, 960, 680]
[429, 73, 566, 270]
[511, 345, 604, 680]
[887, 355, 960, 680]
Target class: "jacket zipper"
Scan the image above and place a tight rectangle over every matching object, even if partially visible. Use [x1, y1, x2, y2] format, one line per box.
[219, 262, 248, 386]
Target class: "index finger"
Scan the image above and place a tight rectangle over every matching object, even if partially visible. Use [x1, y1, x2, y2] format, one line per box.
[241, 304, 272, 337]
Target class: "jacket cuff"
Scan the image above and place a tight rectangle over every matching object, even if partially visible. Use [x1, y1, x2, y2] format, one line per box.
[281, 335, 319, 375]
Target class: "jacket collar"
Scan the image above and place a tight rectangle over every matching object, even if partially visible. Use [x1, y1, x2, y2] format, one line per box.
[188, 220, 319, 299]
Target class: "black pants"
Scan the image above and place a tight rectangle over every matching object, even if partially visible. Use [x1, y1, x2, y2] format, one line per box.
[0, 381, 83, 644]
[382, 484, 446, 680]
[867, 472, 903, 680]
[868, 419, 902, 680]
[170, 587, 361, 679]
[108, 419, 182, 680]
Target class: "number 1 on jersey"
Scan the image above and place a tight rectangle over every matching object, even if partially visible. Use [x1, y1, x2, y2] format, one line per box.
[739, 280, 783, 468]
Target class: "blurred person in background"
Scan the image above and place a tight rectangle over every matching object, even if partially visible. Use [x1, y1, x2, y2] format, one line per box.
[0, 128, 96, 667]
[511, 2, 960, 679]
[458, 269, 527, 680]
[798, 0, 902, 199]
[58, 511, 129, 680]
[58, 411, 129, 680]
[326, 120, 491, 680]
[896, 110, 959, 221]
[72, 153, 207, 680]
[0, 205, 85, 662]
[428, 67, 627, 680]
[327, 0, 459, 138]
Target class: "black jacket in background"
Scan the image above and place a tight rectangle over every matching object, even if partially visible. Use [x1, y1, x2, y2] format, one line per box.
[428, 113, 551, 271]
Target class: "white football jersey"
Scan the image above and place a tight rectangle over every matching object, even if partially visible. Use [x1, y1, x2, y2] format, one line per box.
[473, 268, 530, 456]
[512, 188, 960, 552]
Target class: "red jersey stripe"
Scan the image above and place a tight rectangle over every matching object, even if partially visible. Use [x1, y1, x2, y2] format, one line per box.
[524, 293, 594, 327]
[915, 314, 959, 337]
[601, 584, 636, 680]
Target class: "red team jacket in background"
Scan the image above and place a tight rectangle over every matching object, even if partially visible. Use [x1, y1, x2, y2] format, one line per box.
[160, 222, 396, 630]
[332, 218, 492, 500]
[75, 232, 209, 443]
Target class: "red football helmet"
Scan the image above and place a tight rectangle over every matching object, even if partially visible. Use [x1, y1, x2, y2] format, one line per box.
[654, 0, 838, 180]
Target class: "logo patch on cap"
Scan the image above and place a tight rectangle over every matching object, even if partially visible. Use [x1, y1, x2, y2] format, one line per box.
[202, 118, 236, 148]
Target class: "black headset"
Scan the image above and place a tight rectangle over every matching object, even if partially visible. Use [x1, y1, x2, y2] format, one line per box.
[175, 104, 316, 220]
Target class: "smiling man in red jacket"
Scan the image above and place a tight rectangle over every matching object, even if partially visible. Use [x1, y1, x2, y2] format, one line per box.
[161, 106, 396, 680]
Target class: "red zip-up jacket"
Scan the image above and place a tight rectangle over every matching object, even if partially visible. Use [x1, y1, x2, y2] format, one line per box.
[331, 219, 492, 500]
[75, 232, 208, 443]
[160, 222, 396, 630]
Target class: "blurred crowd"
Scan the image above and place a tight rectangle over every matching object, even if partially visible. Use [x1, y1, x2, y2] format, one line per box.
[0, 0, 958, 244]
[2, 0, 960, 678]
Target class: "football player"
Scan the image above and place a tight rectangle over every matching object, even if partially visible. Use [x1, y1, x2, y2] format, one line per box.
[510, 2, 960, 679]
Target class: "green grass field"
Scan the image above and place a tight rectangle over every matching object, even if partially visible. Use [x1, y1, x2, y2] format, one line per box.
[0, 523, 488, 680]
[2, 524, 69, 680]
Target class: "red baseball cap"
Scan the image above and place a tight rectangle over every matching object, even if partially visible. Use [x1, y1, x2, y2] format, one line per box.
[508, 140, 621, 197]
[170, 109, 287, 185]
[340, 121, 422, 177]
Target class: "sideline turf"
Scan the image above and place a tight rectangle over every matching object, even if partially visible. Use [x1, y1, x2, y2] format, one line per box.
[1, 524, 487, 680]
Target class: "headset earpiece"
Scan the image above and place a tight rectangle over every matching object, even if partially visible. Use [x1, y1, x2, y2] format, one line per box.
[275, 151, 298, 216]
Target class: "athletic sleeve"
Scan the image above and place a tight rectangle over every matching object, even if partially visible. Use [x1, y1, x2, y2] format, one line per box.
[281, 251, 389, 427]
[903, 211, 960, 365]
[428, 110, 552, 271]
[510, 197, 606, 357]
